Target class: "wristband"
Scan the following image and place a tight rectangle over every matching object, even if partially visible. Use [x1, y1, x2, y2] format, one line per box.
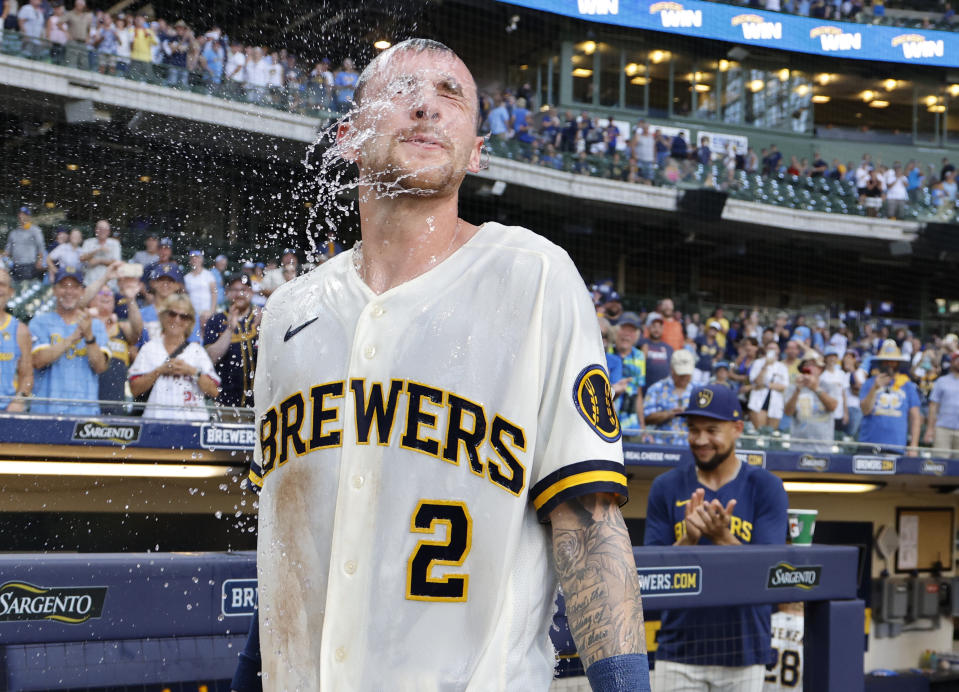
[585, 653, 650, 692]
[85, 336, 96, 344]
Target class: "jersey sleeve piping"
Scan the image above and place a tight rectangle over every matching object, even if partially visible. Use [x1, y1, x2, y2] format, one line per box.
[245, 468, 263, 494]
[530, 459, 628, 522]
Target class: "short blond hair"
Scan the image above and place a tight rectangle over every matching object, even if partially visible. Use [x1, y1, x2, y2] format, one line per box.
[157, 292, 195, 320]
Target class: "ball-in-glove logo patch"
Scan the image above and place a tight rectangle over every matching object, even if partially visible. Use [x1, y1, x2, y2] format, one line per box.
[696, 389, 713, 408]
[572, 365, 621, 442]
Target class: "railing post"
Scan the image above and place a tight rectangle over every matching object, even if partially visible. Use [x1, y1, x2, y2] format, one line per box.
[804, 598, 865, 692]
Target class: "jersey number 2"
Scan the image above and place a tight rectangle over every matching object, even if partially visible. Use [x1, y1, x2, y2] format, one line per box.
[406, 500, 472, 602]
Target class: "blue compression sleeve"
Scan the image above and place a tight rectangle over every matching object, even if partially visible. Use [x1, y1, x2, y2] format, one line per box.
[585, 653, 651, 692]
[231, 607, 262, 692]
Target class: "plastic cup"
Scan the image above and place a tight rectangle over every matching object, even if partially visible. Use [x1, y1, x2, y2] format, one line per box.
[788, 509, 818, 546]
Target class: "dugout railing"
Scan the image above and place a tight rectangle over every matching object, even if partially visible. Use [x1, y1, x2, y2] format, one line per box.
[0, 546, 861, 691]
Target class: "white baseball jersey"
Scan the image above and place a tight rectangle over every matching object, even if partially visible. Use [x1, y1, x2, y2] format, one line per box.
[249, 222, 627, 691]
[128, 340, 219, 421]
[763, 611, 803, 691]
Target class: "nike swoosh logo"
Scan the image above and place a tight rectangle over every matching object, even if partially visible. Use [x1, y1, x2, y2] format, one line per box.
[675, 500, 690, 507]
[284, 317, 318, 342]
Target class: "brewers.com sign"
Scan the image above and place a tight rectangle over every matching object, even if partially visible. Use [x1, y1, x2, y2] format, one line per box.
[0, 581, 107, 623]
[636, 566, 702, 597]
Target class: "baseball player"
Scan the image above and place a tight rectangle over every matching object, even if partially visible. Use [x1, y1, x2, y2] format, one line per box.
[231, 39, 649, 691]
[763, 603, 804, 691]
[644, 384, 788, 691]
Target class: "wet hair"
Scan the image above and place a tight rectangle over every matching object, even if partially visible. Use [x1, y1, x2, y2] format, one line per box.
[352, 38, 479, 126]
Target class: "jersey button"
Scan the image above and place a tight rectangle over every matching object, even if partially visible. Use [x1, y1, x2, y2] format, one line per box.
[344, 560, 357, 575]
[351, 475, 364, 489]
[363, 345, 376, 359]
[334, 647, 347, 662]
[371, 304, 385, 317]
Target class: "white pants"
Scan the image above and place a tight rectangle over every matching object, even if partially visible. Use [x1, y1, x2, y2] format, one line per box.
[652, 660, 766, 692]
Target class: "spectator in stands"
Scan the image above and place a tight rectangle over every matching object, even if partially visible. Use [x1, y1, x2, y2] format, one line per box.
[139, 263, 195, 345]
[46, 2, 69, 65]
[694, 321, 722, 385]
[925, 353, 959, 457]
[486, 93, 511, 141]
[747, 340, 789, 432]
[200, 30, 226, 87]
[842, 350, 865, 438]
[658, 298, 684, 352]
[184, 250, 217, 328]
[711, 361, 734, 391]
[131, 234, 159, 268]
[609, 312, 646, 430]
[821, 346, 848, 427]
[810, 152, 828, 177]
[512, 98, 534, 145]
[30, 266, 109, 415]
[63, 0, 92, 69]
[46, 228, 83, 281]
[669, 130, 688, 163]
[129, 293, 219, 420]
[17, 0, 44, 59]
[885, 162, 908, 220]
[91, 13, 119, 75]
[863, 168, 885, 217]
[144, 236, 177, 279]
[114, 16, 132, 75]
[225, 41, 247, 97]
[631, 121, 656, 181]
[129, 14, 158, 81]
[161, 19, 190, 87]
[0, 267, 33, 412]
[4, 207, 44, 284]
[859, 339, 920, 454]
[261, 248, 298, 297]
[784, 351, 840, 453]
[696, 136, 711, 167]
[762, 144, 782, 176]
[745, 146, 758, 174]
[333, 57, 358, 113]
[79, 219, 122, 287]
[204, 273, 259, 410]
[644, 349, 696, 446]
[85, 265, 142, 414]
[645, 384, 787, 690]
[642, 312, 674, 391]
[210, 254, 227, 307]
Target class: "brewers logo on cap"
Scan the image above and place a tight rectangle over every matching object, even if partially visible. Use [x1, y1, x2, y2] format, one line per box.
[696, 388, 713, 409]
[572, 364, 621, 442]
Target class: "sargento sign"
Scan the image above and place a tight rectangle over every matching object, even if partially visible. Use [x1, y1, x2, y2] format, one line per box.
[72, 420, 141, 445]
[0, 582, 107, 623]
[636, 566, 702, 597]
[497, 0, 959, 67]
[766, 562, 822, 590]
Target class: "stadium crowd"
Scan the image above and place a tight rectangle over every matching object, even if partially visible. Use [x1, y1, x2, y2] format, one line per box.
[3, 205, 959, 460]
[1, 0, 360, 112]
[712, 0, 957, 29]
[478, 92, 954, 221]
[0, 206, 333, 421]
[592, 281, 959, 457]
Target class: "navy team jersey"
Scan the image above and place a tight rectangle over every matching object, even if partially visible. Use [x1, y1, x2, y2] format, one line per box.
[644, 461, 788, 667]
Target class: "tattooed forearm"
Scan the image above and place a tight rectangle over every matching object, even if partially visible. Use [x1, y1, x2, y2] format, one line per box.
[550, 493, 646, 669]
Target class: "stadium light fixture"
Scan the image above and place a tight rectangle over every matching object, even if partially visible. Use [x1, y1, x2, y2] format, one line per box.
[66, 163, 79, 171]
[784, 481, 881, 493]
[794, 84, 810, 96]
[869, 100, 890, 108]
[572, 68, 593, 78]
[44, 201, 55, 209]
[19, 178, 30, 186]
[694, 84, 711, 92]
[778, 68, 790, 81]
[748, 79, 765, 93]
[581, 41, 597, 55]
[929, 104, 946, 113]
[883, 79, 898, 91]
[650, 50, 669, 63]
[861, 90, 875, 101]
[949, 84, 959, 97]
[811, 95, 830, 104]
[625, 62, 644, 76]
[373, 40, 391, 50]
[630, 76, 649, 85]
[0, 460, 234, 478]
[816, 73, 833, 85]
[139, 175, 151, 183]
[925, 94, 939, 107]
[718, 59, 730, 72]
[92, 189, 101, 196]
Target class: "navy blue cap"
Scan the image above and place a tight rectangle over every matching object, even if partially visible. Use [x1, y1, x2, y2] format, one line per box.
[53, 265, 83, 284]
[159, 237, 173, 247]
[282, 248, 297, 257]
[713, 360, 730, 371]
[189, 249, 203, 257]
[677, 384, 743, 422]
[150, 262, 183, 283]
[618, 311, 642, 329]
